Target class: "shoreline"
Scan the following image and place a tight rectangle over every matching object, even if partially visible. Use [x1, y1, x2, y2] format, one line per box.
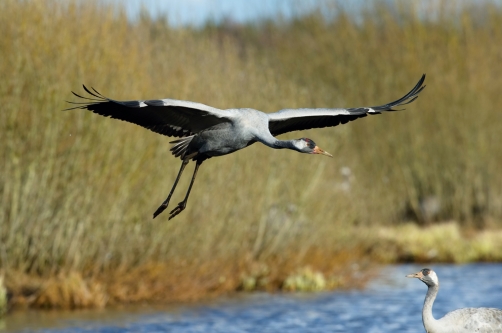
[4, 223, 502, 312]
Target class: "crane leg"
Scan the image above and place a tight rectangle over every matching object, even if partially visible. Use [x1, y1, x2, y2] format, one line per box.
[153, 159, 189, 219]
[168, 159, 202, 220]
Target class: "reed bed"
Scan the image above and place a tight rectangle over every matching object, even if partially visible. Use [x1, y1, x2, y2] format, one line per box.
[1, 0, 502, 309]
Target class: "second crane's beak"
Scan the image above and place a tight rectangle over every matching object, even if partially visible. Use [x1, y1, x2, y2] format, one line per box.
[406, 271, 422, 279]
[313, 146, 333, 157]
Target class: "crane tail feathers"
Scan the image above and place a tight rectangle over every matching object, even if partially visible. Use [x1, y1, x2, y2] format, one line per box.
[170, 135, 195, 159]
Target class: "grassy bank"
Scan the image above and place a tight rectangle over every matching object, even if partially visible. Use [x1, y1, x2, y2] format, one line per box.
[6, 223, 502, 309]
[1, 0, 502, 309]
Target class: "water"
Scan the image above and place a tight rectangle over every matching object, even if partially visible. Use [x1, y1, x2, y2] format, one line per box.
[3, 264, 502, 333]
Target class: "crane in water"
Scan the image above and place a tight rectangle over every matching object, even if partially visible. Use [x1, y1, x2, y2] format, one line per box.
[66, 75, 425, 220]
[406, 268, 502, 333]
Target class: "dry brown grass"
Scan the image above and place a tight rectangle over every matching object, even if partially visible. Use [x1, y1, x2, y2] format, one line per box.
[366, 222, 502, 263]
[1, 0, 502, 309]
[7, 248, 370, 309]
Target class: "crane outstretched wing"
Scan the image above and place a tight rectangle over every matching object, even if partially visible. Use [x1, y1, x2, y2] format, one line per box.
[65, 86, 232, 138]
[267, 74, 426, 136]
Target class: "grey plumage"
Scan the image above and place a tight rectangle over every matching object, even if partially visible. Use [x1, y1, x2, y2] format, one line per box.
[66, 74, 425, 220]
[407, 268, 502, 333]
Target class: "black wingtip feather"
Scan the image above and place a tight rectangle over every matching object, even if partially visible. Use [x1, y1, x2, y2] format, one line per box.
[71, 90, 100, 101]
[371, 74, 426, 112]
[82, 85, 105, 100]
[91, 86, 106, 98]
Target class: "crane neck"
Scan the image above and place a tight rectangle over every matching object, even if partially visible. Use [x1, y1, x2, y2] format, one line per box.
[422, 284, 439, 332]
[255, 133, 298, 151]
[272, 140, 298, 150]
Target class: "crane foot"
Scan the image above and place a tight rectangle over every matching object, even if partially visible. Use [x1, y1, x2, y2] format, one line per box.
[168, 202, 187, 220]
[153, 204, 168, 219]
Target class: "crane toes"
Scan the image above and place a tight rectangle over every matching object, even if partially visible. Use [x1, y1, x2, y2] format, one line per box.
[168, 202, 187, 220]
[153, 203, 168, 219]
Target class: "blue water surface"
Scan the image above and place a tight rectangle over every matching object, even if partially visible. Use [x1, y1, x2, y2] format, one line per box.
[5, 264, 502, 333]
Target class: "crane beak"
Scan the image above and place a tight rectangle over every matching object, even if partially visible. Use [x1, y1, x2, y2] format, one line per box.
[406, 271, 422, 278]
[313, 146, 333, 157]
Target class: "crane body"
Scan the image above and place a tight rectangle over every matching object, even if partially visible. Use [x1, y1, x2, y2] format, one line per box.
[407, 268, 502, 333]
[66, 75, 426, 220]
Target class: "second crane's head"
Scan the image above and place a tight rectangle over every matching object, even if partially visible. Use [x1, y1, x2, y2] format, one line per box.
[406, 268, 439, 287]
[293, 138, 332, 157]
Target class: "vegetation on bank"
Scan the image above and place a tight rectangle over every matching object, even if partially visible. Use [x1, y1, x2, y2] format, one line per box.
[1, 0, 502, 309]
[0, 273, 6, 316]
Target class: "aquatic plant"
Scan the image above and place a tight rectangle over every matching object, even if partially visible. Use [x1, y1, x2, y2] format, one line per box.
[283, 267, 326, 292]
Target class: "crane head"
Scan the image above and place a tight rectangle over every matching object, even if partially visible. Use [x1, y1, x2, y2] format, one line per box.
[297, 138, 333, 157]
[406, 268, 439, 287]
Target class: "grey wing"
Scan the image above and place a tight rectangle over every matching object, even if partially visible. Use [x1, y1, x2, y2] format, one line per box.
[267, 74, 425, 136]
[65, 86, 232, 138]
[440, 308, 502, 332]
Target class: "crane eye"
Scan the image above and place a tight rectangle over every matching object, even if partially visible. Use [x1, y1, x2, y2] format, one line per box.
[302, 138, 316, 149]
[422, 268, 431, 276]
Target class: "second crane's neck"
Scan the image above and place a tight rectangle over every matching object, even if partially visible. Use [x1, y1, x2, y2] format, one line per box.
[423, 284, 439, 332]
